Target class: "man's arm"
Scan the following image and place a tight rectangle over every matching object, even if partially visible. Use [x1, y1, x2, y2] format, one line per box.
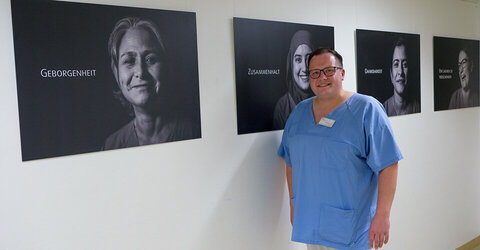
[368, 162, 398, 249]
[286, 164, 293, 225]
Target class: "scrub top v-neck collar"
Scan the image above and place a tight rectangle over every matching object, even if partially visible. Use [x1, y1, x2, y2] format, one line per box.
[309, 93, 356, 126]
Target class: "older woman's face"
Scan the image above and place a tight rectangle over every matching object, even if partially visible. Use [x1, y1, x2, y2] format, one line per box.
[458, 50, 471, 90]
[117, 27, 162, 108]
[292, 44, 312, 90]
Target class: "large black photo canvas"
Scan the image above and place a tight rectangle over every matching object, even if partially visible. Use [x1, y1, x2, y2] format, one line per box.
[356, 29, 421, 117]
[234, 18, 334, 134]
[433, 36, 479, 111]
[11, 0, 201, 161]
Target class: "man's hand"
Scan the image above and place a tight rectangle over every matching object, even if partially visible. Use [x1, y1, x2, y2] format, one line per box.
[368, 213, 390, 249]
[369, 162, 398, 249]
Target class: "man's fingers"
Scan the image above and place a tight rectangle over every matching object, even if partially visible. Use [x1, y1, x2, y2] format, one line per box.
[378, 234, 384, 248]
[375, 233, 381, 249]
[373, 233, 390, 249]
[368, 231, 374, 248]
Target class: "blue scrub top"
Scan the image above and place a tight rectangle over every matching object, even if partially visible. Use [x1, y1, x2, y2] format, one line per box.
[278, 93, 403, 250]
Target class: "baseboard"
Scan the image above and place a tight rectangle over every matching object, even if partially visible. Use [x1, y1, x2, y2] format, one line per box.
[457, 235, 480, 250]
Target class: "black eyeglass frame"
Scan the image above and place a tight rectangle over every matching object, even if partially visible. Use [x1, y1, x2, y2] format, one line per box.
[308, 66, 343, 79]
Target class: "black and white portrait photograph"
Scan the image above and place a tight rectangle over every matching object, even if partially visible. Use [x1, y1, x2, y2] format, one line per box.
[356, 29, 421, 117]
[11, 0, 201, 161]
[233, 17, 334, 134]
[434, 36, 479, 111]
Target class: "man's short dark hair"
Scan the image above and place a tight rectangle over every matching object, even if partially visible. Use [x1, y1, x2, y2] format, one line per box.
[308, 47, 343, 67]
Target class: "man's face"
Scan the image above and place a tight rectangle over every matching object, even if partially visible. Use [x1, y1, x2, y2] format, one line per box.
[308, 53, 344, 100]
[458, 50, 471, 90]
[390, 45, 408, 96]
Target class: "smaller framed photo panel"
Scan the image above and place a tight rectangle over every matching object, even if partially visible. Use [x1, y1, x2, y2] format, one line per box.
[434, 36, 479, 111]
[356, 29, 421, 117]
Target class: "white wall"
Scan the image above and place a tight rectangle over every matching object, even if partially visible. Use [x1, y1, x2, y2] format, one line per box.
[0, 0, 479, 249]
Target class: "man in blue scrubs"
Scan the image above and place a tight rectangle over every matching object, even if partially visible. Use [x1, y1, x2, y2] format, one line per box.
[278, 48, 402, 250]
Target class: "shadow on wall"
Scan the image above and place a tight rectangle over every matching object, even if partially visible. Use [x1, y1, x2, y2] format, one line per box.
[196, 133, 292, 250]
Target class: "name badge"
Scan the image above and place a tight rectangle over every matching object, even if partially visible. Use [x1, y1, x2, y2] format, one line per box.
[318, 117, 335, 128]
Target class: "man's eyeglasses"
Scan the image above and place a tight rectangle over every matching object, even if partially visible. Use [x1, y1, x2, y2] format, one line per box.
[308, 66, 343, 79]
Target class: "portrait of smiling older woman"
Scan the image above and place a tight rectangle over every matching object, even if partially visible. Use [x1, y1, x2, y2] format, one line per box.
[104, 17, 199, 150]
[448, 47, 479, 109]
